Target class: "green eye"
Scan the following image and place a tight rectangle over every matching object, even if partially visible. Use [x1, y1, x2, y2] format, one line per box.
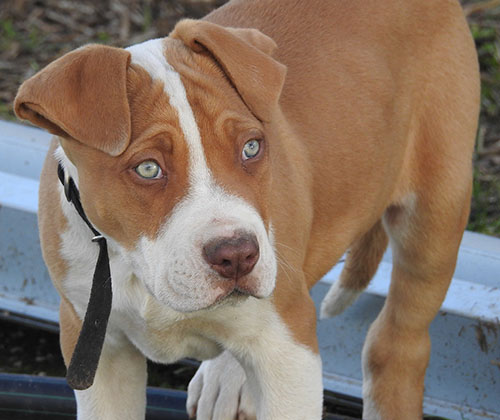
[242, 139, 261, 160]
[135, 161, 162, 179]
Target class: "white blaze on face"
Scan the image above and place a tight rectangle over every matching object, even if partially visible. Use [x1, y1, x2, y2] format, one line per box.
[125, 39, 277, 312]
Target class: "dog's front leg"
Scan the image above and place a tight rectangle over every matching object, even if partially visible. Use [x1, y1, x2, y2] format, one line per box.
[73, 336, 147, 420]
[239, 286, 323, 419]
[60, 298, 147, 420]
[187, 340, 322, 420]
[237, 335, 323, 420]
[187, 298, 323, 420]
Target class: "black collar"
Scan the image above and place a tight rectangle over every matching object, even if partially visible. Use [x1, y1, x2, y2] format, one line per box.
[57, 163, 113, 390]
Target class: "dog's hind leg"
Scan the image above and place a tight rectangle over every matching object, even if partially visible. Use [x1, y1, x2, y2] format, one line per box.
[362, 184, 472, 419]
[361, 8, 479, 417]
[320, 220, 388, 318]
[360, 74, 478, 416]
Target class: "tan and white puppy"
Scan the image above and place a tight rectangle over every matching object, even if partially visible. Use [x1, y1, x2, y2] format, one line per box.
[14, 0, 479, 419]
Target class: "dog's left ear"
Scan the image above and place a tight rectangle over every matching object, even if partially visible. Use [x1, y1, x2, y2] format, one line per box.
[14, 44, 131, 156]
[171, 19, 287, 122]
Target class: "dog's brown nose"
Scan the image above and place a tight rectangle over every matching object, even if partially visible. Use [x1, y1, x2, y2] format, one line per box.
[203, 233, 260, 280]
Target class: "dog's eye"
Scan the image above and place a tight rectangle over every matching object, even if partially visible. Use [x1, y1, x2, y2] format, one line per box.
[242, 139, 261, 160]
[135, 161, 162, 179]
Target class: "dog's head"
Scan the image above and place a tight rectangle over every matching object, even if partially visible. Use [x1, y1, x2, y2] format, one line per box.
[15, 20, 286, 312]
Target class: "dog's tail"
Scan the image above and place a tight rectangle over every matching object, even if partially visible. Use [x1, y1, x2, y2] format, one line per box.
[320, 220, 388, 318]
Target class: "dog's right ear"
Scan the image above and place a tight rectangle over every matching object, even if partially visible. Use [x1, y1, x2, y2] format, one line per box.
[171, 20, 287, 123]
[14, 44, 132, 156]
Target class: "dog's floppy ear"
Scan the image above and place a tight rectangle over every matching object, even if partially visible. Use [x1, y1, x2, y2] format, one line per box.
[14, 44, 132, 156]
[171, 19, 287, 122]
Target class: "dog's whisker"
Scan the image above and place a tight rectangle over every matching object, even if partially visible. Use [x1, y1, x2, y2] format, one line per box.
[274, 241, 302, 256]
[275, 253, 301, 285]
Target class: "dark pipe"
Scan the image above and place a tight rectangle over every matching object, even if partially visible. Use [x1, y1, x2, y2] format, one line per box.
[0, 373, 188, 419]
[0, 373, 365, 420]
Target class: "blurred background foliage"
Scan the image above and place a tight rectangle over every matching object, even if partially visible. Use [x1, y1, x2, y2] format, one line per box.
[465, 1, 500, 235]
[0, 0, 499, 235]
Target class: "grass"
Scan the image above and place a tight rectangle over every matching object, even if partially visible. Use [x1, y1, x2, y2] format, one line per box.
[471, 22, 500, 118]
[0, 18, 44, 54]
[469, 169, 500, 235]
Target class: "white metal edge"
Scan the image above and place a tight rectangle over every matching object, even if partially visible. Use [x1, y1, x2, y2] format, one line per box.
[321, 259, 500, 323]
[0, 171, 39, 213]
[0, 120, 52, 146]
[0, 296, 59, 324]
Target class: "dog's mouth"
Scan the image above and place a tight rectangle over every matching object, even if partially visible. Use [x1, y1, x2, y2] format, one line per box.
[208, 285, 253, 309]
[147, 274, 259, 313]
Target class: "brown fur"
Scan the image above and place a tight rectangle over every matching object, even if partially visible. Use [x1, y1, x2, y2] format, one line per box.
[337, 220, 389, 291]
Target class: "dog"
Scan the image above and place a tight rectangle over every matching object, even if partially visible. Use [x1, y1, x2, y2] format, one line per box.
[14, 0, 479, 418]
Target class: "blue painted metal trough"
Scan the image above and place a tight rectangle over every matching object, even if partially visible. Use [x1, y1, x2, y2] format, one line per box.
[0, 120, 499, 419]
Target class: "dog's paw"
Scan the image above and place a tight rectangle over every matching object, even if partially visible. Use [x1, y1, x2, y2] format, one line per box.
[186, 350, 256, 420]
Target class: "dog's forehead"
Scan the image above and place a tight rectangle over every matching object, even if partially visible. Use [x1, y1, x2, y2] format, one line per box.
[125, 38, 261, 193]
[126, 38, 214, 188]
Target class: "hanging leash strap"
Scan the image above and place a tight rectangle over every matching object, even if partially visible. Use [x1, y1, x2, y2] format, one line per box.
[57, 163, 113, 390]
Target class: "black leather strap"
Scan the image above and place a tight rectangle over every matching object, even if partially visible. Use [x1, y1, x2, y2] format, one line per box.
[57, 163, 113, 390]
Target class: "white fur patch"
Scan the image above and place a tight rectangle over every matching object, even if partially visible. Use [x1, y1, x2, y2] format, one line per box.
[126, 39, 211, 187]
[320, 281, 362, 319]
[55, 145, 98, 316]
